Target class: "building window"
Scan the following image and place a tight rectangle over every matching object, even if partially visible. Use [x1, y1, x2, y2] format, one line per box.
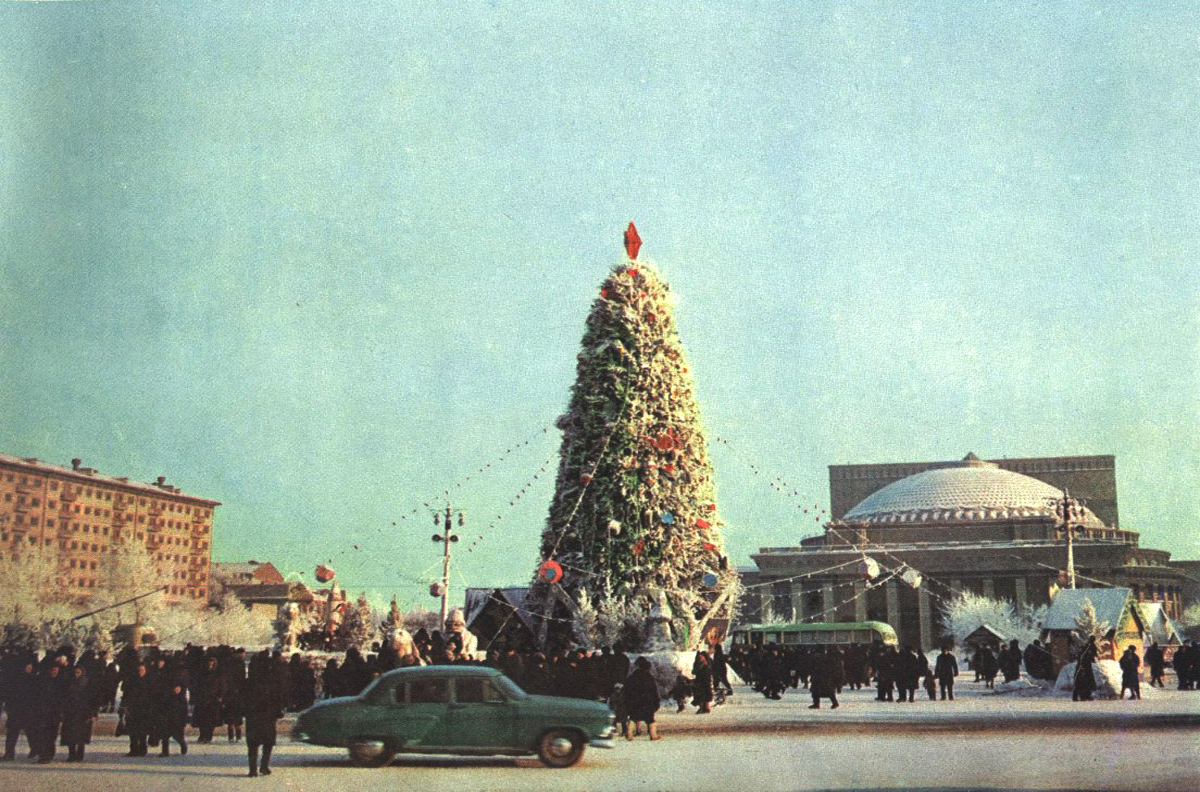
[29, 518, 37, 527]
[31, 498, 39, 506]
[49, 480, 57, 490]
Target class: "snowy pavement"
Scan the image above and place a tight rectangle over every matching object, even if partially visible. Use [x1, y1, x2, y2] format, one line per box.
[648, 678, 1200, 735]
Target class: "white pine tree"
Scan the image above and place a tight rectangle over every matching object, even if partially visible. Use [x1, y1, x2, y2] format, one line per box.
[940, 591, 1045, 646]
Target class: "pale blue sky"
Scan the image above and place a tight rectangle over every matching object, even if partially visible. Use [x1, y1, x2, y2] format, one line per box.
[1, 2, 1196, 604]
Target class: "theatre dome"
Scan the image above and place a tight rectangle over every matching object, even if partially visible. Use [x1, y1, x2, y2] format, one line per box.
[841, 454, 1105, 526]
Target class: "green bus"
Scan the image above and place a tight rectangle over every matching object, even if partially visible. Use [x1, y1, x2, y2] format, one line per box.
[730, 621, 898, 648]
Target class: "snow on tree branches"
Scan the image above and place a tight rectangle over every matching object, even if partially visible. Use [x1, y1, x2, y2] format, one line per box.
[532, 256, 739, 649]
[939, 591, 1047, 646]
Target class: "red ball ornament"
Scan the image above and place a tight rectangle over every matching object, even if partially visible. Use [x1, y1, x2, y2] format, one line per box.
[537, 560, 564, 585]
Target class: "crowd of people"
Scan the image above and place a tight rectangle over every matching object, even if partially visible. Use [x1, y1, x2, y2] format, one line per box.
[3, 632, 1199, 773]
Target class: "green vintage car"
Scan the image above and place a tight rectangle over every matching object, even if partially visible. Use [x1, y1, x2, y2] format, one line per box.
[291, 665, 616, 768]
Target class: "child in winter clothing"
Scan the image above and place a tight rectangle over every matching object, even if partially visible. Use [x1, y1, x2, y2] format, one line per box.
[669, 673, 693, 714]
[607, 683, 629, 740]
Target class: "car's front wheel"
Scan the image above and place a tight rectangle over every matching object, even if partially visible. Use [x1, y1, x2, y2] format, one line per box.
[536, 729, 585, 768]
[348, 739, 396, 768]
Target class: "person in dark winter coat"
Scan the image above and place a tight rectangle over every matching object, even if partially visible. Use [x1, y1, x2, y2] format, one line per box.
[1144, 642, 1165, 687]
[807, 647, 839, 710]
[897, 646, 922, 703]
[691, 652, 714, 714]
[999, 640, 1022, 683]
[2, 660, 38, 760]
[1072, 637, 1099, 702]
[624, 657, 661, 741]
[34, 664, 66, 763]
[122, 663, 153, 757]
[161, 682, 189, 756]
[934, 647, 959, 701]
[977, 646, 998, 689]
[193, 656, 226, 743]
[60, 665, 96, 762]
[711, 644, 733, 696]
[1119, 645, 1141, 700]
[245, 652, 286, 776]
[222, 649, 246, 742]
[875, 646, 896, 702]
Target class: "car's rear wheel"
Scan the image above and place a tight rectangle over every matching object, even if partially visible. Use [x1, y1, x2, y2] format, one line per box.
[348, 739, 396, 768]
[536, 729, 585, 768]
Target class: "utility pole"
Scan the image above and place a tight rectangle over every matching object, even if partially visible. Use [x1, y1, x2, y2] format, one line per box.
[431, 504, 462, 627]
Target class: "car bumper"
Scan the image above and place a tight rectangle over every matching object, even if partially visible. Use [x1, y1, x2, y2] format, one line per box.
[589, 727, 617, 749]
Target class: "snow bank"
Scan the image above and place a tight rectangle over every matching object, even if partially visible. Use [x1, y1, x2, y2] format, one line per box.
[989, 675, 1047, 695]
[1052, 659, 1155, 699]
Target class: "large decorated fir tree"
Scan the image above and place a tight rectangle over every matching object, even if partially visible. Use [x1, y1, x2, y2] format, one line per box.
[532, 225, 738, 649]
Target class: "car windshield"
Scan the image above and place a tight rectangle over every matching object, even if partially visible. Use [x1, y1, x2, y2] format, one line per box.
[494, 674, 527, 699]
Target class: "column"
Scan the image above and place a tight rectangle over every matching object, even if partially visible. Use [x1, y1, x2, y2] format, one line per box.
[821, 583, 835, 619]
[885, 579, 900, 629]
[790, 583, 805, 621]
[982, 577, 995, 599]
[918, 587, 933, 652]
[853, 580, 868, 622]
[949, 578, 963, 598]
[1015, 577, 1028, 610]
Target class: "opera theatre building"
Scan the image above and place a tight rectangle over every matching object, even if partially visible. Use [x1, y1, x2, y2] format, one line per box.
[745, 454, 1190, 650]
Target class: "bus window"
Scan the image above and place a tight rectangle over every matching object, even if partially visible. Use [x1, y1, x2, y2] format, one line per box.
[783, 632, 800, 644]
[834, 630, 850, 643]
[800, 631, 815, 645]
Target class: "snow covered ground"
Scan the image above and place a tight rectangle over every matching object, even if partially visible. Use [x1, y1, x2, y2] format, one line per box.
[2, 678, 1194, 791]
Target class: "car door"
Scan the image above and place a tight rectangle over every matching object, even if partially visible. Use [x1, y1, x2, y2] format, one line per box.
[393, 677, 450, 748]
[444, 677, 515, 749]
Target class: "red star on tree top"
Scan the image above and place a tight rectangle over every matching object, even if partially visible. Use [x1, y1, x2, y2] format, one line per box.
[623, 222, 642, 260]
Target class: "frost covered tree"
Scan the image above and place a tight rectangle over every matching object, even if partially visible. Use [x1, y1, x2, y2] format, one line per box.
[940, 591, 1046, 646]
[98, 537, 174, 625]
[339, 593, 376, 652]
[532, 234, 739, 649]
[1073, 598, 1112, 647]
[1177, 603, 1200, 630]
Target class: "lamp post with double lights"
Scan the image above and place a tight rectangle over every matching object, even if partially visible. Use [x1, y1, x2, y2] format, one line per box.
[431, 504, 463, 626]
[1046, 489, 1087, 590]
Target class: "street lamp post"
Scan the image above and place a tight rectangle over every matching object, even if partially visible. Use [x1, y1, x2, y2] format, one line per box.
[432, 504, 463, 626]
[1047, 489, 1086, 590]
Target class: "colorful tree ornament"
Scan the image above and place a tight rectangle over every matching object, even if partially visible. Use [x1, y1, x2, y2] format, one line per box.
[538, 560, 564, 584]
